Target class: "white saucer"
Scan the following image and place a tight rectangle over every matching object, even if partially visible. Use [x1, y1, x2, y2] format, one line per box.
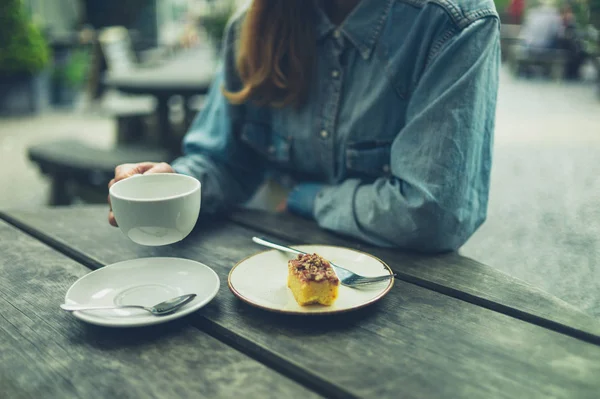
[228, 245, 394, 315]
[64, 257, 220, 327]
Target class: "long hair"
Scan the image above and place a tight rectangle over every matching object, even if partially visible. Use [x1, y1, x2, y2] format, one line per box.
[223, 0, 317, 108]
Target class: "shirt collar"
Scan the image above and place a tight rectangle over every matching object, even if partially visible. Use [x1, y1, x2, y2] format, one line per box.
[315, 0, 393, 60]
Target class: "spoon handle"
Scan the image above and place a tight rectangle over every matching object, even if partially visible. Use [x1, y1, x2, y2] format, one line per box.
[60, 304, 150, 312]
[252, 237, 307, 256]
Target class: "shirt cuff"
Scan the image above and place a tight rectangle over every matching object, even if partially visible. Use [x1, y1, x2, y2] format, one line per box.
[286, 183, 325, 220]
[170, 158, 189, 176]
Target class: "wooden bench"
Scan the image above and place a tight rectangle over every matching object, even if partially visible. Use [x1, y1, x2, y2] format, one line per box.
[595, 56, 600, 99]
[507, 43, 568, 80]
[500, 24, 521, 62]
[592, 55, 600, 100]
[28, 139, 171, 206]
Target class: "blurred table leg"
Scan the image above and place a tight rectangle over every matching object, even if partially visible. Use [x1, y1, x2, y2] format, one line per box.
[156, 95, 172, 152]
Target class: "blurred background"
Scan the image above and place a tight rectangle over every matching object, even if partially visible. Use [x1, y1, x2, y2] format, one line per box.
[0, 0, 598, 317]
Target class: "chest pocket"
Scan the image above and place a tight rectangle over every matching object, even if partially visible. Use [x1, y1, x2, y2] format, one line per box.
[345, 140, 393, 179]
[240, 122, 291, 165]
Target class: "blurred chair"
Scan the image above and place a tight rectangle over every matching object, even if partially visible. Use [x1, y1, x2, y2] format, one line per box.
[96, 26, 157, 145]
[508, 45, 568, 80]
[98, 27, 137, 72]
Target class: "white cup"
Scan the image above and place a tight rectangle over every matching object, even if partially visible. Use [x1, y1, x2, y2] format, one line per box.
[109, 173, 201, 246]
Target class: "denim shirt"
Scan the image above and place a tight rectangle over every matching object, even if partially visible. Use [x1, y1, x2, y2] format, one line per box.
[172, 0, 500, 252]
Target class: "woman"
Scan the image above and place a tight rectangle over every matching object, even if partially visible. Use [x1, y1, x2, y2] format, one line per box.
[109, 0, 500, 252]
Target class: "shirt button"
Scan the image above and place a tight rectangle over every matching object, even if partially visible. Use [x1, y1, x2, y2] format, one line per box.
[268, 145, 276, 154]
[383, 164, 390, 173]
[331, 70, 340, 78]
[320, 130, 329, 139]
[333, 30, 341, 39]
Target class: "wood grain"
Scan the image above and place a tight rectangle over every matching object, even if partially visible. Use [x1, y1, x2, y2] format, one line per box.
[0, 220, 320, 399]
[2, 206, 600, 399]
[229, 209, 600, 343]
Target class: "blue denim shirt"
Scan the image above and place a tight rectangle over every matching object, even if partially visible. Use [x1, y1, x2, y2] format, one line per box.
[172, 0, 500, 252]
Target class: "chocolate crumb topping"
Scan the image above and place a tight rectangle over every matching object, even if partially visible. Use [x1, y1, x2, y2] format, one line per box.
[289, 253, 340, 284]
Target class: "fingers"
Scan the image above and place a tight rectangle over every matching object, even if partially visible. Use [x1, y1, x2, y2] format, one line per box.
[144, 162, 175, 175]
[108, 210, 118, 227]
[113, 162, 156, 185]
[109, 162, 155, 192]
[112, 164, 135, 187]
[134, 162, 161, 175]
[275, 198, 288, 213]
[107, 195, 118, 227]
[112, 162, 173, 183]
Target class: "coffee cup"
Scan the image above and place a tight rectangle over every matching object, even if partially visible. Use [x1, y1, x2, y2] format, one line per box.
[109, 173, 201, 246]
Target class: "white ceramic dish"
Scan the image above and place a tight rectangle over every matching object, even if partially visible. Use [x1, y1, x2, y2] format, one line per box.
[64, 257, 219, 327]
[228, 245, 394, 315]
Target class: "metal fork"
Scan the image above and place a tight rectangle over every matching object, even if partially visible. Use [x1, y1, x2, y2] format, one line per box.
[252, 237, 396, 288]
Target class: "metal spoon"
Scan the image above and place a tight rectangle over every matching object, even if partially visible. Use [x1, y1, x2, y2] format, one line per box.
[60, 293, 197, 316]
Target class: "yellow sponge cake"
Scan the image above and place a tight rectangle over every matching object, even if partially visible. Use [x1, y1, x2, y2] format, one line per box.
[287, 253, 340, 306]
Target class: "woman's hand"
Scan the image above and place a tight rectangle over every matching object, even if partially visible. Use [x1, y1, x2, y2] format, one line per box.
[107, 162, 175, 226]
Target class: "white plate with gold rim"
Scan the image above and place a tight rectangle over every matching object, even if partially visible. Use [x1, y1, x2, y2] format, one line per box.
[228, 245, 394, 315]
[64, 257, 220, 327]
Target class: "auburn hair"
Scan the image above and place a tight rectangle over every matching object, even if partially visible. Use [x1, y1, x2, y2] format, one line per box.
[222, 0, 317, 108]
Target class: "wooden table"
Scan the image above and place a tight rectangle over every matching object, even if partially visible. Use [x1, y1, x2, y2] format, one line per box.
[1, 205, 599, 398]
[104, 47, 217, 152]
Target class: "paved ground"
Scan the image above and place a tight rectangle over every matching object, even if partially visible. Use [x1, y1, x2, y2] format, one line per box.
[0, 66, 599, 318]
[0, 107, 114, 208]
[461, 67, 600, 318]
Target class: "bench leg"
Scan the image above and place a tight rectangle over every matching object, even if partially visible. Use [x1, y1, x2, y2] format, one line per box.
[156, 96, 171, 151]
[551, 62, 566, 81]
[116, 115, 146, 145]
[49, 174, 72, 206]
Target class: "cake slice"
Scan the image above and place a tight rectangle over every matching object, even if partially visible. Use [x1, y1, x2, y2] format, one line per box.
[287, 253, 340, 306]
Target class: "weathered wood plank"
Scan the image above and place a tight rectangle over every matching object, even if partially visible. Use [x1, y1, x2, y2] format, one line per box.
[228, 209, 600, 343]
[2, 206, 599, 399]
[0, 219, 321, 399]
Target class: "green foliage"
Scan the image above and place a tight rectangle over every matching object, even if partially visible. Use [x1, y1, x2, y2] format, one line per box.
[589, 0, 600, 59]
[201, 1, 236, 46]
[494, 0, 512, 15]
[53, 49, 90, 88]
[569, 0, 590, 26]
[590, 0, 600, 28]
[0, 0, 50, 75]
